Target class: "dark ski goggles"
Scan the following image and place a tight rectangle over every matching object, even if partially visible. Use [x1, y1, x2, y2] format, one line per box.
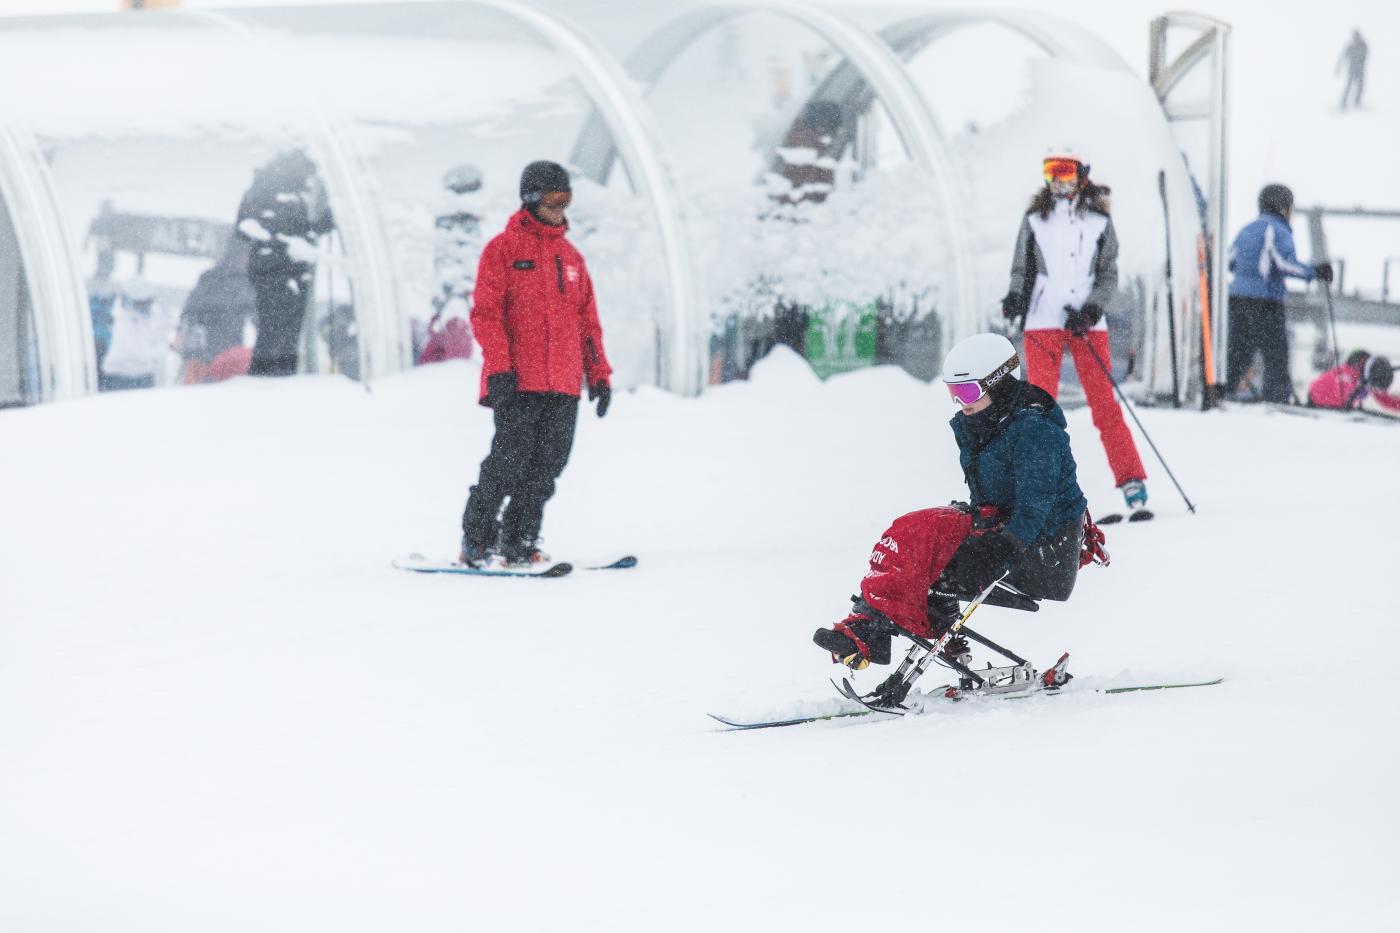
[944, 353, 1020, 405]
[538, 191, 572, 210]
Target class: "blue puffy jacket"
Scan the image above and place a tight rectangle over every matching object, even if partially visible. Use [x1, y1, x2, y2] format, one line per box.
[1228, 212, 1316, 301]
[949, 380, 1088, 546]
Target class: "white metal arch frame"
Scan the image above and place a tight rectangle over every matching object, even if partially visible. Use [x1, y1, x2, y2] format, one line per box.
[570, 1, 980, 390]
[875, 7, 1138, 69]
[467, 0, 705, 397]
[0, 123, 94, 402]
[2, 2, 688, 396]
[205, 2, 697, 388]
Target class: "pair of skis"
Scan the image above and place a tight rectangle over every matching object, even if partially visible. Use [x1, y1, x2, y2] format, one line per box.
[708, 676, 1225, 731]
[393, 554, 637, 578]
[710, 573, 1222, 731]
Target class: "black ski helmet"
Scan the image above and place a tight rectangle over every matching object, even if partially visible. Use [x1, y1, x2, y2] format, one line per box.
[519, 160, 571, 205]
[1366, 356, 1394, 391]
[1345, 349, 1371, 371]
[1258, 183, 1294, 217]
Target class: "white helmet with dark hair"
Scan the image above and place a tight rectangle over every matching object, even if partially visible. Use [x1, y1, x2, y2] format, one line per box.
[942, 332, 1022, 397]
[946, 332, 1024, 406]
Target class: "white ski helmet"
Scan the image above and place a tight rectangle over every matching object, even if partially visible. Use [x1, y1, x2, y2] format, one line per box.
[942, 332, 1021, 395]
[442, 163, 484, 194]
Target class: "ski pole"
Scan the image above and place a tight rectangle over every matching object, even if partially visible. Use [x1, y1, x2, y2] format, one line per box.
[1321, 277, 1343, 372]
[867, 571, 1011, 704]
[896, 572, 1011, 690]
[1158, 170, 1182, 408]
[1016, 317, 1197, 514]
[1075, 333, 1197, 514]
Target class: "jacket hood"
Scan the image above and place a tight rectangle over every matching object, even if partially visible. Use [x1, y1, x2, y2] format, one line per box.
[1027, 182, 1111, 219]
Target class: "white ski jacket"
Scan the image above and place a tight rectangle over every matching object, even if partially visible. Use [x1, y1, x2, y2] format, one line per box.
[1007, 196, 1119, 332]
[103, 298, 175, 378]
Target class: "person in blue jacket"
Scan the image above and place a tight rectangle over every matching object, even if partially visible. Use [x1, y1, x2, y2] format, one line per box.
[1226, 184, 1333, 403]
[814, 333, 1096, 678]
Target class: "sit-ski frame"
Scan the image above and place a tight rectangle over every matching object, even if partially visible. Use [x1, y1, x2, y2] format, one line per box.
[835, 572, 1071, 714]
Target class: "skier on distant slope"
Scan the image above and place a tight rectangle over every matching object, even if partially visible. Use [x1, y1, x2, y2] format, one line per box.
[1000, 150, 1149, 519]
[459, 160, 613, 568]
[814, 333, 1104, 683]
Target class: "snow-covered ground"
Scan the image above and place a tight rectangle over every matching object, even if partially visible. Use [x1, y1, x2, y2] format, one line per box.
[2, 356, 1397, 931]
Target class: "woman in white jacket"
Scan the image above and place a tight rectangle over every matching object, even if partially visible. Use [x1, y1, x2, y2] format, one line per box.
[101, 278, 175, 391]
[1001, 152, 1148, 518]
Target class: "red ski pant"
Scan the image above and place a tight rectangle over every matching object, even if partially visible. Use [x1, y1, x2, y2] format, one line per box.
[859, 507, 974, 638]
[1022, 329, 1145, 488]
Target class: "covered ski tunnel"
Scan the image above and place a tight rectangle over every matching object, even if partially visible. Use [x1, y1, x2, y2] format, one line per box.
[0, 1, 1211, 406]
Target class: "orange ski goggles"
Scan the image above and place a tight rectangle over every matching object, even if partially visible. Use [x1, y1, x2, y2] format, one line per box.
[1042, 158, 1083, 184]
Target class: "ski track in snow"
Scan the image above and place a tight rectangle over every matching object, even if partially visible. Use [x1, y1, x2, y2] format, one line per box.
[1, 355, 1397, 931]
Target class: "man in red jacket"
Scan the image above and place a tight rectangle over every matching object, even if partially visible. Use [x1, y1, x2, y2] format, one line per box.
[460, 161, 613, 567]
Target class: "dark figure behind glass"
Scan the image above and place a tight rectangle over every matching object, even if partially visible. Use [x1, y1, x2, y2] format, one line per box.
[234, 150, 335, 376]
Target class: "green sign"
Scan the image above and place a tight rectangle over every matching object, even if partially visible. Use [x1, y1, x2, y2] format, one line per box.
[805, 301, 877, 378]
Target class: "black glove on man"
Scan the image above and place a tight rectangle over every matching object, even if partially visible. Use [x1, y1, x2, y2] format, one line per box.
[485, 371, 517, 409]
[1315, 261, 1334, 284]
[948, 530, 1024, 593]
[588, 380, 611, 418]
[1001, 293, 1028, 321]
[1064, 303, 1103, 337]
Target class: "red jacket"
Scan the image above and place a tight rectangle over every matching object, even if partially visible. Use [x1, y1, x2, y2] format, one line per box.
[470, 209, 612, 404]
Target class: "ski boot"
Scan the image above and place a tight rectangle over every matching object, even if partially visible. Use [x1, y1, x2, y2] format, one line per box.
[459, 535, 499, 569]
[501, 537, 552, 569]
[813, 612, 896, 670]
[1119, 479, 1153, 522]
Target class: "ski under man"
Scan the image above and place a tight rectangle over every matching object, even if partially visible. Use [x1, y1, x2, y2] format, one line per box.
[814, 333, 1104, 695]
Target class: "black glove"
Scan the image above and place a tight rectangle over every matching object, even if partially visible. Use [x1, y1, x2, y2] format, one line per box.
[947, 530, 1024, 594]
[1001, 293, 1027, 321]
[485, 371, 517, 409]
[1064, 303, 1103, 337]
[588, 380, 611, 418]
[1315, 261, 1334, 284]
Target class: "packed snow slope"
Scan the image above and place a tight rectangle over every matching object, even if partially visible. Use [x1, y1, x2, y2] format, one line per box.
[2, 354, 1397, 932]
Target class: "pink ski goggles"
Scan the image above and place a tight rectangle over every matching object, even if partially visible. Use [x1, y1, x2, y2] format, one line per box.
[944, 353, 1021, 405]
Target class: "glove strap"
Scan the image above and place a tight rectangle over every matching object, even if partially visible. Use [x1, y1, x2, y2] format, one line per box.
[833, 619, 872, 669]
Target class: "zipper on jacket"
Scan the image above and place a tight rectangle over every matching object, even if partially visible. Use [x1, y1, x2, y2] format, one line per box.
[554, 255, 565, 294]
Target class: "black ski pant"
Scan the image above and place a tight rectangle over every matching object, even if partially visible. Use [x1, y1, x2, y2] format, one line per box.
[1225, 296, 1292, 403]
[462, 392, 579, 552]
[249, 270, 310, 377]
[937, 517, 1084, 604]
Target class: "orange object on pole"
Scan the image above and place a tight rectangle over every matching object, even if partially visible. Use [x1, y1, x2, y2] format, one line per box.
[1197, 234, 1216, 387]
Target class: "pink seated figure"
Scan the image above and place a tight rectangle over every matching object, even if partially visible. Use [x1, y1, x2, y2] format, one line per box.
[1308, 350, 1400, 413]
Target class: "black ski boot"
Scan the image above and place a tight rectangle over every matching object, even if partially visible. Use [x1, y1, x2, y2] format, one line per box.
[501, 537, 552, 568]
[814, 612, 897, 669]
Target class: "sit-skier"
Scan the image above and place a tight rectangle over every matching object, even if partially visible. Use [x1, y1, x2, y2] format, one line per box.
[814, 333, 1105, 699]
